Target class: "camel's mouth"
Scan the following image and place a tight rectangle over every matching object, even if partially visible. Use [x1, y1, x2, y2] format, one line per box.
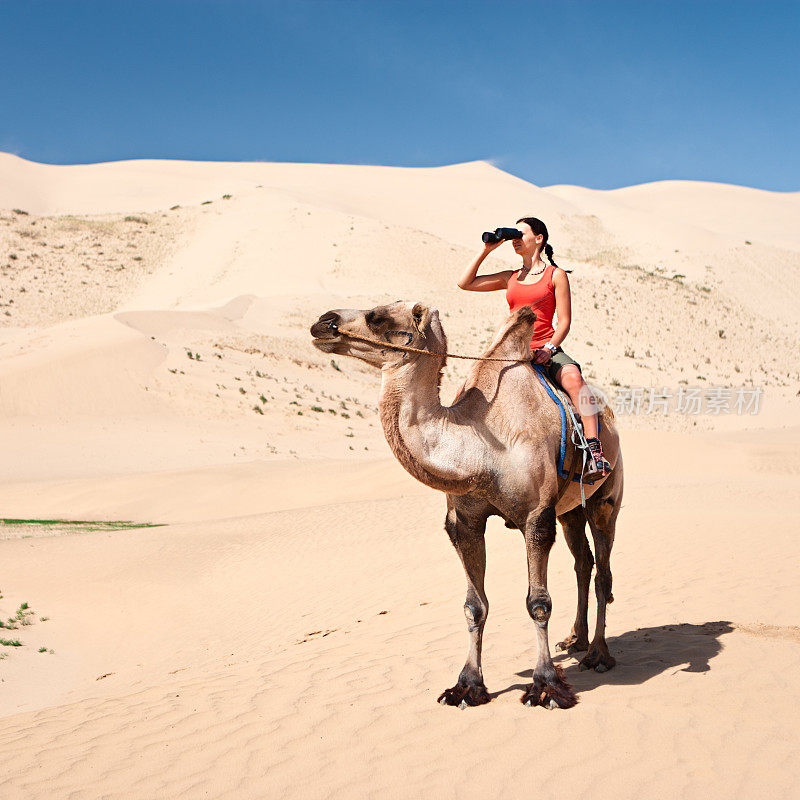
[310, 315, 344, 352]
[311, 335, 341, 353]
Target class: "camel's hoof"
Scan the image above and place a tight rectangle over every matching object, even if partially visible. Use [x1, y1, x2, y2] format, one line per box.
[556, 636, 589, 654]
[523, 698, 558, 708]
[520, 665, 578, 709]
[579, 649, 616, 673]
[437, 683, 491, 708]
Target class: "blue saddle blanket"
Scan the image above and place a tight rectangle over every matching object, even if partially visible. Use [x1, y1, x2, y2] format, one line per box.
[532, 364, 600, 482]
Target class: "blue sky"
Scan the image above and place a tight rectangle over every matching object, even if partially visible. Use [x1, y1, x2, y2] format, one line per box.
[2, 0, 798, 189]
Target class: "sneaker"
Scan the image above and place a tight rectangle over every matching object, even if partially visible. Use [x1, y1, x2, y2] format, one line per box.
[583, 437, 612, 484]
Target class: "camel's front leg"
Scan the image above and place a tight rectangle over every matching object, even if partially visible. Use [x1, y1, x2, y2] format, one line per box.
[522, 505, 578, 709]
[437, 501, 491, 708]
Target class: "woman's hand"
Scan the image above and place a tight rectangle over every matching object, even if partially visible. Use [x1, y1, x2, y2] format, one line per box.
[532, 347, 552, 365]
[482, 239, 505, 255]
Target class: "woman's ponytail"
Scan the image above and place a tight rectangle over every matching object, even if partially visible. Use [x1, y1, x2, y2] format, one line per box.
[545, 244, 572, 272]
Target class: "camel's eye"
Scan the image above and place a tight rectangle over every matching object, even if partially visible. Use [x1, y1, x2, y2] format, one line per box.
[366, 310, 390, 329]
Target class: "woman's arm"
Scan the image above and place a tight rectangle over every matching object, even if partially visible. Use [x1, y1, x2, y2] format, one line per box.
[547, 268, 572, 347]
[457, 242, 515, 291]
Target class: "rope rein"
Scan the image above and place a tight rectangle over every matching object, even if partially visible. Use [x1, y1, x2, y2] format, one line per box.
[330, 321, 595, 500]
[333, 326, 533, 363]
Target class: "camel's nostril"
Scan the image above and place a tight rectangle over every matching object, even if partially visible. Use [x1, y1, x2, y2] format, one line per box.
[311, 310, 342, 340]
[318, 311, 339, 325]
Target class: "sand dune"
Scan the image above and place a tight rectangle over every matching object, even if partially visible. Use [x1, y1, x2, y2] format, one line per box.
[1, 154, 798, 799]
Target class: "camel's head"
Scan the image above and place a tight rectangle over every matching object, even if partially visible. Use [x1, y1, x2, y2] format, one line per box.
[310, 301, 446, 369]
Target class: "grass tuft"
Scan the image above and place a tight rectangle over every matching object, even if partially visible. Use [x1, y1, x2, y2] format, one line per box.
[1, 518, 164, 530]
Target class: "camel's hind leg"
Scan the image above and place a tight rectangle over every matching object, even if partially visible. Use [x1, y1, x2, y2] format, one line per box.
[437, 496, 492, 708]
[580, 460, 624, 673]
[521, 504, 578, 709]
[556, 504, 593, 654]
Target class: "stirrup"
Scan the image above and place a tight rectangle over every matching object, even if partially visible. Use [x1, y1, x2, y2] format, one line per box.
[583, 438, 612, 485]
[569, 422, 592, 507]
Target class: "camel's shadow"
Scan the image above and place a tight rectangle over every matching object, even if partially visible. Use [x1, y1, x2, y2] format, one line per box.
[499, 621, 734, 698]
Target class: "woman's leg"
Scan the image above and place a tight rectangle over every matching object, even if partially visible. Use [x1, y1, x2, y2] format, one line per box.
[554, 365, 599, 437]
[555, 365, 610, 481]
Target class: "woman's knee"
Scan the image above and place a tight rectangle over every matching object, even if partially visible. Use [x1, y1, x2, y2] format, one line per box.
[556, 365, 583, 392]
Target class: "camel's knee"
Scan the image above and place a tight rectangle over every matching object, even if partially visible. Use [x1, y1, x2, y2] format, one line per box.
[464, 599, 487, 632]
[594, 568, 612, 600]
[528, 506, 556, 549]
[575, 545, 594, 574]
[444, 509, 458, 545]
[526, 590, 552, 626]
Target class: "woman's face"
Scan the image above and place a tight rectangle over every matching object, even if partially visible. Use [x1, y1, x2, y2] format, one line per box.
[512, 221, 544, 258]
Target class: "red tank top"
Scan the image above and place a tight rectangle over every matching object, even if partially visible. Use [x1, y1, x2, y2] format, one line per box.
[506, 264, 557, 350]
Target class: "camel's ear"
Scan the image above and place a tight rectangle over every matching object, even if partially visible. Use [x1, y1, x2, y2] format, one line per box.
[411, 303, 430, 338]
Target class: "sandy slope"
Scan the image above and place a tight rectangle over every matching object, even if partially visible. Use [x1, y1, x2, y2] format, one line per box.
[0, 154, 798, 799]
[1, 428, 798, 800]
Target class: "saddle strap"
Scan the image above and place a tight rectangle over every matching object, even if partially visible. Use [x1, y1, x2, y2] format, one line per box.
[531, 363, 590, 507]
[542, 373, 589, 507]
[556, 434, 578, 502]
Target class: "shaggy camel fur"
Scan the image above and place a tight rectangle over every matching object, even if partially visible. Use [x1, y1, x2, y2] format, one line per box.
[310, 302, 622, 709]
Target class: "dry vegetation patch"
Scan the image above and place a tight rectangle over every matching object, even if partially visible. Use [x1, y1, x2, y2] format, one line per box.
[0, 207, 193, 327]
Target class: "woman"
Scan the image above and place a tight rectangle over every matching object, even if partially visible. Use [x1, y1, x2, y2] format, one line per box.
[457, 217, 611, 483]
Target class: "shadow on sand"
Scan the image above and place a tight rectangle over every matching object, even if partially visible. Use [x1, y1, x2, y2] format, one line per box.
[499, 621, 735, 699]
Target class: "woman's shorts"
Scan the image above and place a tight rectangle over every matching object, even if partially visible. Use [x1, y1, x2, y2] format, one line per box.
[531, 347, 582, 384]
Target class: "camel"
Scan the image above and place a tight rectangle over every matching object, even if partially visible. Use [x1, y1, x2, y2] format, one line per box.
[310, 301, 623, 709]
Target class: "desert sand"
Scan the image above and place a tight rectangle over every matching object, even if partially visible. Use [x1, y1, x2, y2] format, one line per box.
[0, 153, 798, 799]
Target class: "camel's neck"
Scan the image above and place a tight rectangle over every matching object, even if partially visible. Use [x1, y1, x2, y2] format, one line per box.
[378, 355, 482, 495]
[376, 308, 536, 496]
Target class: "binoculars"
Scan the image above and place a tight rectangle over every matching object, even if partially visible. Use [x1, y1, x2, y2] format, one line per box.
[482, 227, 523, 244]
